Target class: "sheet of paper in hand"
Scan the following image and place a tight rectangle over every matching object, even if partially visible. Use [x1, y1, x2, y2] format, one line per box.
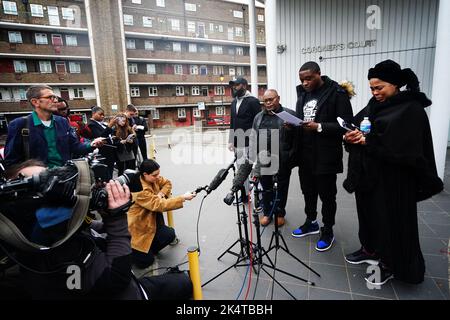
[272, 111, 303, 126]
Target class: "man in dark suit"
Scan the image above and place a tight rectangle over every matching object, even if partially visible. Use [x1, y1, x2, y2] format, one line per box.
[125, 104, 149, 161]
[88, 106, 116, 179]
[228, 77, 262, 204]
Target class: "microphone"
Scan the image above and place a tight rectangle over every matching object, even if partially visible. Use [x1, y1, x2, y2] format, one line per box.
[223, 161, 253, 206]
[205, 158, 236, 194]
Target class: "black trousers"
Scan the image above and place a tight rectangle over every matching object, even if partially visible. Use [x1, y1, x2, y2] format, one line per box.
[260, 168, 292, 218]
[117, 159, 136, 176]
[132, 222, 176, 268]
[298, 167, 337, 228]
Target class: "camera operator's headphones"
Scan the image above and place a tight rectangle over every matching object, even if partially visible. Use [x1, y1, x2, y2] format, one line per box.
[0, 160, 91, 252]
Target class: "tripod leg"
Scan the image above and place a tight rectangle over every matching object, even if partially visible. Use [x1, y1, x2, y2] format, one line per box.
[260, 266, 297, 300]
[262, 263, 315, 285]
[202, 255, 247, 287]
[217, 239, 241, 260]
[279, 246, 321, 278]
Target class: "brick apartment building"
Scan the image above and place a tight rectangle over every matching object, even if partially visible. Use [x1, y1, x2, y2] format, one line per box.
[0, 0, 266, 131]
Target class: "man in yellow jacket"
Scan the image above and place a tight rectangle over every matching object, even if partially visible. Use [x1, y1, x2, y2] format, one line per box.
[128, 159, 196, 268]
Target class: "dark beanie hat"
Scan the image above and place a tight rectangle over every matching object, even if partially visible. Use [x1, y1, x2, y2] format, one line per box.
[368, 59, 420, 92]
[139, 159, 160, 175]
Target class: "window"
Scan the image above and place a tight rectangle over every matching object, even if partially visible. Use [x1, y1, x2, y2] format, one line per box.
[190, 65, 198, 75]
[132, 0, 142, 3]
[177, 108, 186, 118]
[62, 8, 75, 20]
[124, 14, 134, 26]
[148, 86, 158, 96]
[235, 27, 243, 37]
[212, 46, 223, 54]
[228, 48, 235, 55]
[209, 23, 214, 32]
[191, 86, 200, 96]
[193, 108, 201, 117]
[233, 10, 243, 18]
[65, 35, 78, 46]
[55, 61, 66, 74]
[218, 25, 223, 32]
[19, 88, 26, 100]
[172, 42, 181, 52]
[188, 43, 197, 53]
[51, 34, 63, 46]
[73, 88, 84, 99]
[8, 31, 22, 43]
[48, 6, 60, 26]
[128, 63, 138, 74]
[13, 60, 27, 73]
[130, 87, 140, 97]
[69, 62, 81, 73]
[185, 3, 196, 11]
[35, 33, 48, 45]
[215, 86, 225, 96]
[228, 27, 234, 40]
[143, 16, 153, 27]
[146, 64, 156, 74]
[176, 86, 185, 96]
[236, 47, 244, 55]
[229, 67, 235, 76]
[187, 21, 196, 33]
[151, 109, 160, 119]
[199, 65, 208, 75]
[156, 0, 165, 7]
[30, 4, 44, 17]
[3, 1, 17, 15]
[126, 39, 136, 49]
[39, 61, 52, 73]
[174, 64, 183, 75]
[236, 66, 244, 76]
[213, 66, 224, 76]
[144, 40, 154, 51]
[201, 86, 208, 96]
[170, 19, 180, 31]
[216, 106, 225, 116]
[258, 14, 264, 22]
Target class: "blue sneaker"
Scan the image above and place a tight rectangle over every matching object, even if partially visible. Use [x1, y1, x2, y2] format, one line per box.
[291, 220, 320, 238]
[315, 227, 335, 252]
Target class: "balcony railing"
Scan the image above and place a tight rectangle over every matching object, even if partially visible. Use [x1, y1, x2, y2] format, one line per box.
[0, 72, 94, 84]
[128, 74, 267, 84]
[127, 50, 266, 64]
[0, 42, 91, 57]
[131, 95, 234, 106]
[0, 99, 97, 113]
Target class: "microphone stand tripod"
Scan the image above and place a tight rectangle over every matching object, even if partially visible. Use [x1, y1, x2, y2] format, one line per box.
[202, 165, 258, 288]
[255, 174, 321, 299]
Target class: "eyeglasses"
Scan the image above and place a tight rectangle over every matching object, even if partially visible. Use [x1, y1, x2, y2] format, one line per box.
[263, 96, 278, 103]
[39, 95, 59, 101]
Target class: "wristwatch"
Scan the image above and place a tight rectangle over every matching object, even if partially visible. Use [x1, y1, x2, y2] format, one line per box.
[316, 123, 323, 133]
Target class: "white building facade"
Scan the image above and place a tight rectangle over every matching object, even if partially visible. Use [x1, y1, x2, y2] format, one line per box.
[264, 0, 450, 177]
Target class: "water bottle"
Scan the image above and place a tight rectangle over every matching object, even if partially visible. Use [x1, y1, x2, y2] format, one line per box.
[360, 117, 371, 135]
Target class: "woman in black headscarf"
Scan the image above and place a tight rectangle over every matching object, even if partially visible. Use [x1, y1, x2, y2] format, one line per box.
[343, 60, 443, 286]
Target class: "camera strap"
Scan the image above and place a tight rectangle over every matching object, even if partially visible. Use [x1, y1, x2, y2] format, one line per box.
[0, 160, 92, 252]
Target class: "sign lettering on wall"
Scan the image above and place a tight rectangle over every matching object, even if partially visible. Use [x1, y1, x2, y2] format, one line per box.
[301, 40, 377, 54]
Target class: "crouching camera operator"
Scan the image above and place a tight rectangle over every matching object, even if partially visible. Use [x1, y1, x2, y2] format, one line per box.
[0, 159, 192, 300]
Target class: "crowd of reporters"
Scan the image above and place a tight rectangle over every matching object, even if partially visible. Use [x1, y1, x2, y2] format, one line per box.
[0, 58, 444, 299]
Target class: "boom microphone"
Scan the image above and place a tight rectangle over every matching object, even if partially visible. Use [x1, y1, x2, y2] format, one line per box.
[223, 161, 253, 206]
[205, 158, 236, 194]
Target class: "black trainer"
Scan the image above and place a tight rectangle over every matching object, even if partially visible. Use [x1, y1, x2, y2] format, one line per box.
[365, 267, 394, 286]
[345, 247, 379, 265]
[315, 227, 335, 252]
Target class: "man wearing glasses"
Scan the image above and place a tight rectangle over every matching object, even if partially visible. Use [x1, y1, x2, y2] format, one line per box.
[249, 89, 297, 227]
[4, 85, 104, 168]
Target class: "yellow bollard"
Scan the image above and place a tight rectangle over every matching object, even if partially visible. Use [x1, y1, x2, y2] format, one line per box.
[187, 246, 202, 300]
[167, 137, 171, 149]
[167, 210, 174, 227]
[149, 135, 156, 160]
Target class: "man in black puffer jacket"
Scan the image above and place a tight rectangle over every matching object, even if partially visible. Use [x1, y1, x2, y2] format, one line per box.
[291, 61, 353, 252]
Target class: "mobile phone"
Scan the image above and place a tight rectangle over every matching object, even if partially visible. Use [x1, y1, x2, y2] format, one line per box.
[337, 117, 359, 131]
